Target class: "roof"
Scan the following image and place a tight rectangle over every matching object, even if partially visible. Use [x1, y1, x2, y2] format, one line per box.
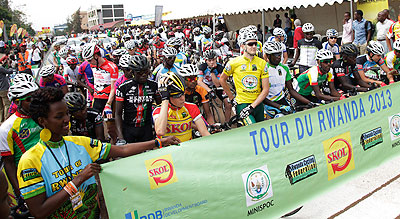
[90, 20, 124, 31]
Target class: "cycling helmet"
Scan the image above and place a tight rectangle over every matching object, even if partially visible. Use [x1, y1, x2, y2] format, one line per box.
[58, 47, 69, 59]
[393, 39, 400, 51]
[128, 55, 150, 72]
[179, 64, 198, 77]
[273, 28, 285, 36]
[316, 49, 334, 60]
[367, 41, 384, 55]
[215, 31, 224, 38]
[112, 48, 128, 56]
[203, 26, 212, 35]
[39, 65, 56, 77]
[64, 92, 86, 113]
[125, 40, 137, 50]
[203, 50, 217, 59]
[66, 56, 78, 65]
[263, 41, 283, 54]
[193, 27, 201, 34]
[8, 81, 39, 101]
[91, 38, 101, 46]
[119, 54, 131, 68]
[340, 44, 359, 56]
[82, 43, 100, 60]
[239, 32, 258, 45]
[166, 37, 183, 47]
[13, 73, 34, 84]
[239, 27, 249, 35]
[123, 34, 131, 40]
[326, 29, 338, 37]
[302, 23, 315, 33]
[163, 72, 186, 95]
[246, 25, 257, 33]
[162, 47, 178, 57]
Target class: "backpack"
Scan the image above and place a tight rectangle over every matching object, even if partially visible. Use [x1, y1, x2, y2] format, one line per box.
[365, 20, 375, 38]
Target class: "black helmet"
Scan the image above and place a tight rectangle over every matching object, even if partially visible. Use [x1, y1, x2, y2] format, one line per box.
[128, 55, 150, 72]
[164, 72, 186, 96]
[340, 44, 359, 56]
[203, 50, 217, 59]
[64, 92, 86, 113]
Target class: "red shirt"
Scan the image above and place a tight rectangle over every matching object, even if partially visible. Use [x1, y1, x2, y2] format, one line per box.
[293, 26, 304, 49]
[92, 59, 118, 99]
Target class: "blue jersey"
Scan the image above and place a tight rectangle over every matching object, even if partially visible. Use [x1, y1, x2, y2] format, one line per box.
[174, 52, 188, 67]
[152, 63, 180, 81]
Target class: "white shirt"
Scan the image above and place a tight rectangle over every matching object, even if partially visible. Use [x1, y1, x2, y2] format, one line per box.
[342, 19, 353, 44]
[31, 48, 41, 62]
[0, 40, 4, 47]
[175, 32, 185, 39]
[376, 19, 394, 40]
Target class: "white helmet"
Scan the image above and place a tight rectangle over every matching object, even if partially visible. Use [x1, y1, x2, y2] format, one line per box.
[91, 38, 101, 46]
[239, 27, 249, 35]
[393, 39, 400, 50]
[246, 25, 257, 32]
[58, 47, 69, 59]
[123, 34, 131, 40]
[263, 41, 283, 54]
[316, 49, 334, 60]
[162, 47, 178, 57]
[13, 73, 35, 84]
[326, 29, 338, 37]
[179, 64, 198, 77]
[273, 28, 286, 36]
[367, 41, 384, 55]
[166, 37, 183, 47]
[8, 81, 39, 101]
[239, 32, 258, 45]
[82, 43, 100, 60]
[193, 27, 201, 33]
[112, 48, 128, 56]
[203, 26, 212, 35]
[119, 54, 131, 68]
[302, 23, 315, 33]
[124, 40, 137, 50]
[39, 65, 56, 77]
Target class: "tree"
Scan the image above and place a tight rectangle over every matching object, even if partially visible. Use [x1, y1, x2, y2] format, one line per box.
[0, 0, 35, 38]
[67, 8, 82, 34]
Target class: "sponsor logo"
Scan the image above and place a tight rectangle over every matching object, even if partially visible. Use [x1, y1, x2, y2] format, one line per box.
[389, 114, 400, 141]
[392, 140, 400, 148]
[247, 200, 274, 216]
[242, 75, 258, 90]
[252, 64, 257, 71]
[240, 64, 247, 71]
[166, 122, 192, 134]
[278, 69, 282, 76]
[285, 155, 318, 184]
[181, 111, 187, 118]
[19, 128, 30, 139]
[225, 63, 231, 71]
[360, 127, 383, 150]
[242, 165, 273, 207]
[90, 139, 99, 148]
[21, 168, 40, 181]
[323, 132, 355, 180]
[145, 154, 178, 189]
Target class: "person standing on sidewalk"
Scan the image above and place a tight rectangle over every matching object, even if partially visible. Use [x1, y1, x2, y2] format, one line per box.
[352, 10, 371, 55]
[342, 12, 353, 45]
[0, 66, 12, 123]
[376, 11, 394, 54]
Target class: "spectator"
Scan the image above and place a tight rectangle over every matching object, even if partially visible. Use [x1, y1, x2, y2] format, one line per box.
[0, 39, 5, 53]
[342, 12, 353, 45]
[30, 43, 42, 67]
[273, 14, 282, 28]
[383, 9, 394, 22]
[284, 13, 292, 36]
[293, 19, 304, 51]
[386, 12, 400, 51]
[0, 66, 12, 123]
[376, 11, 394, 54]
[352, 10, 371, 55]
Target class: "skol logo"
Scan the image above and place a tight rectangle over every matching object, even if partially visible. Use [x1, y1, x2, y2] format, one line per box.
[323, 132, 355, 180]
[145, 154, 178, 189]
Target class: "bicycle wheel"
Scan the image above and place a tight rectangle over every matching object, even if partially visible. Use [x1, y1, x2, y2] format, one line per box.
[210, 99, 223, 124]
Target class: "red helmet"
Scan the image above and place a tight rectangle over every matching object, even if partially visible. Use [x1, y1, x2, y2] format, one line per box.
[66, 56, 78, 65]
[168, 31, 175, 36]
[19, 43, 27, 47]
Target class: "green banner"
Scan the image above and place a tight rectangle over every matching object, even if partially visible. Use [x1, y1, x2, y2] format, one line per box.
[99, 84, 400, 218]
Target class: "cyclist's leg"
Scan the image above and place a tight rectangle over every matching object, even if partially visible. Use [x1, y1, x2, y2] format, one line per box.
[253, 104, 265, 123]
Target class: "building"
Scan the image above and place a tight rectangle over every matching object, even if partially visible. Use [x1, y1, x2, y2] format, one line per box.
[80, 11, 89, 31]
[87, 4, 124, 29]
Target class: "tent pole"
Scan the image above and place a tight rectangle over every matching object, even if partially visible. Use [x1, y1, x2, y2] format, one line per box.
[350, 0, 354, 21]
[262, 10, 265, 43]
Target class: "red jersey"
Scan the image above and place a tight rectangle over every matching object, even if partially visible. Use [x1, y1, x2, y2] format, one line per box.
[92, 60, 118, 99]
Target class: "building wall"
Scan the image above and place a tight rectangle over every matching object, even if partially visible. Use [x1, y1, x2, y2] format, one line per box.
[80, 11, 89, 30]
[87, 4, 125, 29]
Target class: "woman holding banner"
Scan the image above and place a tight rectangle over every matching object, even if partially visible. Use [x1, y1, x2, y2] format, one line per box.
[16, 87, 180, 218]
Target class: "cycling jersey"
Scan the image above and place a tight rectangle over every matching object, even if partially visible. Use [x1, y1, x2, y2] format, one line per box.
[92, 60, 118, 100]
[39, 74, 67, 88]
[63, 66, 80, 83]
[297, 38, 322, 67]
[356, 54, 385, 80]
[384, 50, 400, 70]
[266, 63, 292, 101]
[297, 65, 334, 96]
[185, 85, 209, 107]
[78, 61, 94, 85]
[116, 78, 158, 127]
[0, 111, 41, 165]
[193, 34, 204, 51]
[152, 102, 202, 142]
[114, 75, 130, 92]
[388, 21, 400, 41]
[152, 63, 180, 81]
[215, 38, 232, 57]
[201, 37, 213, 51]
[332, 59, 358, 88]
[70, 108, 103, 139]
[153, 42, 165, 58]
[17, 136, 111, 219]
[174, 52, 188, 67]
[223, 55, 269, 104]
[322, 42, 340, 56]
[198, 62, 224, 87]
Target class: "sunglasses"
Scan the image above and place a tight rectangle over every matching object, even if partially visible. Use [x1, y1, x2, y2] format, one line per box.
[185, 76, 197, 82]
[171, 92, 184, 98]
[246, 42, 258, 47]
[17, 96, 32, 102]
[329, 37, 337, 40]
[320, 59, 333, 64]
[271, 53, 281, 57]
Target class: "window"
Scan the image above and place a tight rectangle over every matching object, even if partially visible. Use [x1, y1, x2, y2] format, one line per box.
[103, 9, 113, 17]
[114, 9, 124, 17]
[114, 4, 123, 8]
[102, 5, 112, 8]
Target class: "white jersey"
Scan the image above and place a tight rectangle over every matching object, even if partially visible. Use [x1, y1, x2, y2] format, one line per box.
[266, 63, 292, 101]
[322, 42, 340, 56]
[63, 66, 80, 82]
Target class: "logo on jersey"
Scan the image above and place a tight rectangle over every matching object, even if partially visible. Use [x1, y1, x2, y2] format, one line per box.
[389, 114, 400, 141]
[242, 165, 273, 207]
[242, 75, 258, 90]
[240, 64, 247, 71]
[19, 128, 31, 139]
[252, 64, 257, 71]
[224, 63, 231, 72]
[90, 139, 100, 148]
[21, 168, 40, 181]
[145, 154, 178, 189]
[323, 132, 355, 180]
[181, 111, 187, 118]
[278, 69, 282, 76]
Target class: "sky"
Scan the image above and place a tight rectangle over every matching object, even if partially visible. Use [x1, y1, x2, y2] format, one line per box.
[10, 0, 183, 31]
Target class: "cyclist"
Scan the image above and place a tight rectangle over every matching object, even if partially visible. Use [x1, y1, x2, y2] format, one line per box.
[7, 73, 35, 118]
[332, 43, 371, 92]
[266, 27, 288, 64]
[153, 72, 210, 142]
[297, 49, 342, 102]
[167, 37, 187, 67]
[0, 81, 40, 214]
[116, 55, 159, 143]
[114, 54, 133, 91]
[38, 65, 68, 94]
[262, 41, 311, 116]
[240, 25, 263, 56]
[151, 36, 165, 67]
[220, 31, 270, 125]
[125, 40, 139, 56]
[77, 59, 95, 103]
[192, 27, 203, 51]
[63, 56, 82, 92]
[198, 50, 232, 121]
[179, 64, 214, 125]
[384, 38, 400, 80]
[290, 23, 322, 73]
[322, 29, 340, 60]
[214, 30, 233, 61]
[357, 40, 394, 86]
[152, 47, 180, 81]
[81, 43, 119, 119]
[200, 26, 213, 53]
